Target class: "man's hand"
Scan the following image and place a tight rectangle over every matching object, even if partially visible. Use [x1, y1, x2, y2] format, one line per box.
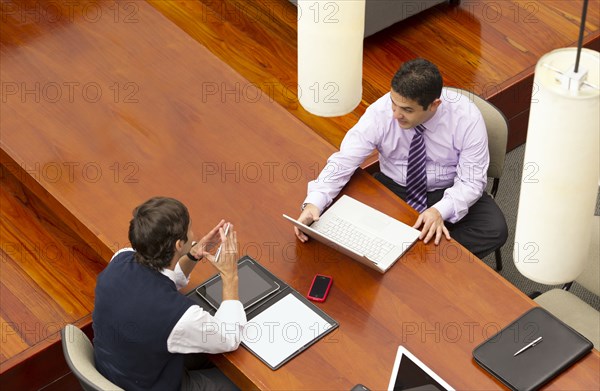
[294, 203, 320, 242]
[206, 224, 239, 301]
[412, 207, 451, 245]
[196, 219, 227, 256]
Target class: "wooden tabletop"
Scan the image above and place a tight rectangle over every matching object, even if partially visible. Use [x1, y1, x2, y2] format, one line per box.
[1, 1, 598, 389]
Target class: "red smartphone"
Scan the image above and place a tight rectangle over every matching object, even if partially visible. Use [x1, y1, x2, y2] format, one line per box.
[307, 274, 333, 302]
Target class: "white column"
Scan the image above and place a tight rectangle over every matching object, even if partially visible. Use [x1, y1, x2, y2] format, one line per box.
[514, 48, 600, 285]
[297, 0, 365, 117]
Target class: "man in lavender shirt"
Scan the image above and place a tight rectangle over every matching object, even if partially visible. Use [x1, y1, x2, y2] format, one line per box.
[295, 58, 507, 260]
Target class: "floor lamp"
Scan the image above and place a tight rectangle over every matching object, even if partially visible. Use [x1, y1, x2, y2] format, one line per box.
[297, 0, 365, 117]
[514, 0, 599, 285]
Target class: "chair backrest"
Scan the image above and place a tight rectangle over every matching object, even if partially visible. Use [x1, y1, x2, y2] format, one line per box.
[61, 324, 124, 391]
[576, 216, 600, 295]
[444, 87, 509, 180]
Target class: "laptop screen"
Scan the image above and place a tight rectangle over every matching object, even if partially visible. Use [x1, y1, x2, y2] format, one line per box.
[388, 346, 454, 391]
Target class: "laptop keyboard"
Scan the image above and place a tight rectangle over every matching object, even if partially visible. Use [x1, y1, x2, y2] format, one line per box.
[318, 216, 395, 263]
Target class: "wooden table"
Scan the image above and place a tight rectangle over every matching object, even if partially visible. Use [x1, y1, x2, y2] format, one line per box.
[1, 1, 598, 389]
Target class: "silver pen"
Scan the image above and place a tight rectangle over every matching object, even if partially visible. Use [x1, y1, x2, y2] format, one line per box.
[514, 336, 543, 357]
[214, 223, 230, 262]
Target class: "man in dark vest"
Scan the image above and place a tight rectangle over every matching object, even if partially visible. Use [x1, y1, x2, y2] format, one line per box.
[93, 197, 245, 390]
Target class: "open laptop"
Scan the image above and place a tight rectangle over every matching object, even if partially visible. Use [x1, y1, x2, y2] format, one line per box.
[283, 195, 420, 273]
[387, 346, 454, 391]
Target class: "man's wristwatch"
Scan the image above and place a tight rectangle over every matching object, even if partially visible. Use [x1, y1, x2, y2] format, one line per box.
[186, 241, 203, 262]
[301, 203, 308, 211]
[186, 252, 202, 262]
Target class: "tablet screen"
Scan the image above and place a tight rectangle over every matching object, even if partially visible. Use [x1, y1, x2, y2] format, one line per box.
[196, 259, 280, 310]
[388, 346, 454, 391]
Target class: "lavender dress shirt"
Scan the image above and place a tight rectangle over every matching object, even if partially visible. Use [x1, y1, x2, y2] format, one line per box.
[304, 88, 489, 223]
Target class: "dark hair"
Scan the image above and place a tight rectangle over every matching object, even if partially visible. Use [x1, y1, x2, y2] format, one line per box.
[391, 58, 443, 110]
[128, 197, 189, 271]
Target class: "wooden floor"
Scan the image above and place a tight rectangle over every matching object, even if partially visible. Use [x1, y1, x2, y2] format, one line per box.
[148, 0, 599, 151]
[0, 0, 598, 388]
[0, 165, 105, 373]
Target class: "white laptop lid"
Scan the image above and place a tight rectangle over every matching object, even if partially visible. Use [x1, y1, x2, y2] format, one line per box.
[388, 346, 454, 391]
[283, 195, 419, 273]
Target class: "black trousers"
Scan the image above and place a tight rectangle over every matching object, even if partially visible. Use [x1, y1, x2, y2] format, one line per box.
[374, 172, 508, 259]
[181, 354, 239, 391]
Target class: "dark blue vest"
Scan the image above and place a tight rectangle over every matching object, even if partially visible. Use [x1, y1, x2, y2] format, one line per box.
[93, 250, 194, 391]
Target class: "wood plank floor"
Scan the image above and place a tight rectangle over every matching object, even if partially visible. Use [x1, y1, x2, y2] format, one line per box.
[148, 0, 599, 151]
[0, 165, 106, 369]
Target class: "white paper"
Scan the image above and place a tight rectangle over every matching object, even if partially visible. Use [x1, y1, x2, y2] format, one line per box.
[241, 293, 333, 368]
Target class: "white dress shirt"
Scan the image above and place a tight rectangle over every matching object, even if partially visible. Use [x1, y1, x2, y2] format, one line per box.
[110, 248, 247, 354]
[304, 88, 489, 223]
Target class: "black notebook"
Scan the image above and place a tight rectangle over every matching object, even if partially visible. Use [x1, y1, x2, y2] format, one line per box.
[472, 307, 593, 391]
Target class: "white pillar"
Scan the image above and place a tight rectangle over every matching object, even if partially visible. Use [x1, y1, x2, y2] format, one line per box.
[514, 48, 600, 285]
[297, 0, 365, 117]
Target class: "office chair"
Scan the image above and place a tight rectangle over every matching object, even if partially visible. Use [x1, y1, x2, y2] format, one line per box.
[444, 87, 508, 271]
[533, 216, 600, 348]
[362, 88, 508, 271]
[61, 324, 124, 391]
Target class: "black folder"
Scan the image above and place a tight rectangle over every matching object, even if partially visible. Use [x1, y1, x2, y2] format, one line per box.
[472, 307, 593, 391]
[187, 255, 339, 370]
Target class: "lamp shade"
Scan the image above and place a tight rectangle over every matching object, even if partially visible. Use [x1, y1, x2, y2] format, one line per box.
[514, 48, 599, 285]
[297, 0, 365, 117]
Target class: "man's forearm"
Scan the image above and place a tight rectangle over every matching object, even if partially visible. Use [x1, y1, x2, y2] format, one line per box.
[221, 274, 239, 301]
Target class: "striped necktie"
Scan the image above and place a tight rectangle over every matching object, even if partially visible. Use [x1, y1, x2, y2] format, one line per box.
[406, 125, 427, 212]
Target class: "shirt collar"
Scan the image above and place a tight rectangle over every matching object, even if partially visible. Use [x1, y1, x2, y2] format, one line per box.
[421, 98, 445, 131]
[160, 267, 177, 284]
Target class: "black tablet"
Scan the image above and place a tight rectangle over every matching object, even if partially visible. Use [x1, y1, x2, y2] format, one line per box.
[388, 346, 454, 390]
[195, 258, 280, 310]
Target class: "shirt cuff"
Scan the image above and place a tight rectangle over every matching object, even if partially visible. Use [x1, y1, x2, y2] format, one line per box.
[215, 300, 247, 325]
[432, 196, 455, 223]
[303, 193, 328, 214]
